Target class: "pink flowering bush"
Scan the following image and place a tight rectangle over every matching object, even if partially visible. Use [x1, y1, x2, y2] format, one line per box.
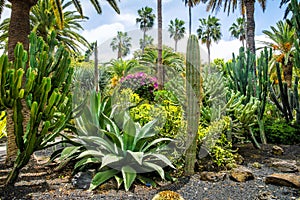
[119, 72, 158, 101]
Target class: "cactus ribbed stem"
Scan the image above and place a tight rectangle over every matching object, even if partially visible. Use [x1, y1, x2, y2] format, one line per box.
[184, 35, 201, 175]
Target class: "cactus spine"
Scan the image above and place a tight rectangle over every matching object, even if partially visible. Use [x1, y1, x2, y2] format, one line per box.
[184, 35, 201, 175]
[0, 32, 74, 185]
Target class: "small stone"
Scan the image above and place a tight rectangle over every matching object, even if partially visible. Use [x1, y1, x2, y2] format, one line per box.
[265, 173, 300, 188]
[272, 145, 284, 155]
[72, 171, 93, 189]
[271, 160, 298, 173]
[200, 171, 226, 182]
[230, 166, 254, 182]
[152, 190, 184, 200]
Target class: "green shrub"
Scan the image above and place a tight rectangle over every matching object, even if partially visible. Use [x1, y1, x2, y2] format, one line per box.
[198, 117, 236, 169]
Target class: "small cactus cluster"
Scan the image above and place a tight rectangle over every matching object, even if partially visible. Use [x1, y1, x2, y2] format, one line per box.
[0, 32, 74, 185]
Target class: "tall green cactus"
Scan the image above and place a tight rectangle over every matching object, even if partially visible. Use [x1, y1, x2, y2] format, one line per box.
[269, 63, 300, 124]
[226, 47, 270, 146]
[184, 35, 201, 175]
[0, 32, 74, 185]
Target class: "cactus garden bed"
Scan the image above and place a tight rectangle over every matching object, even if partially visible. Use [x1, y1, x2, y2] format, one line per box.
[0, 142, 299, 200]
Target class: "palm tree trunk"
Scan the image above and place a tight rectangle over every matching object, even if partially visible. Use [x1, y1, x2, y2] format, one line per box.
[94, 41, 99, 92]
[188, 5, 192, 35]
[207, 43, 211, 66]
[245, 0, 256, 54]
[8, 0, 37, 61]
[117, 43, 122, 59]
[157, 0, 163, 89]
[175, 39, 178, 52]
[142, 29, 146, 53]
[6, 0, 37, 166]
[283, 61, 293, 87]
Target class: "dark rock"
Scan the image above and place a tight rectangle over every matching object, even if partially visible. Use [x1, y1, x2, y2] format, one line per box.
[230, 166, 254, 182]
[272, 145, 284, 155]
[265, 173, 300, 188]
[200, 171, 226, 182]
[271, 160, 298, 173]
[72, 171, 94, 189]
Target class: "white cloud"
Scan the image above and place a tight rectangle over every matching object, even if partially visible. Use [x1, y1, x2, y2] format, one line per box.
[114, 13, 137, 27]
[81, 23, 125, 44]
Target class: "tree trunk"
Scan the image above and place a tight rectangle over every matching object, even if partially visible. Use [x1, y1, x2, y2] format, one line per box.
[157, 0, 163, 89]
[94, 41, 99, 92]
[142, 29, 146, 53]
[207, 42, 211, 66]
[245, 0, 256, 54]
[175, 39, 178, 52]
[282, 61, 293, 87]
[8, 0, 37, 61]
[117, 43, 122, 59]
[6, 0, 37, 166]
[188, 5, 192, 35]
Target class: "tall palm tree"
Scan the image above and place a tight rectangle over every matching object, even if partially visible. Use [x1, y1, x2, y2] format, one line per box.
[136, 6, 155, 53]
[262, 20, 295, 87]
[0, 0, 90, 55]
[0, 0, 120, 165]
[229, 17, 246, 48]
[197, 15, 222, 65]
[157, 0, 163, 89]
[204, 0, 267, 54]
[110, 31, 132, 59]
[183, 0, 202, 35]
[168, 18, 186, 52]
[139, 35, 154, 49]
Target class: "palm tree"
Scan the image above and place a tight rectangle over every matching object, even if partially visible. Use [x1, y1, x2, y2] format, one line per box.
[168, 18, 186, 52]
[0, 0, 90, 55]
[262, 20, 295, 87]
[139, 35, 154, 49]
[136, 6, 155, 53]
[204, 0, 267, 54]
[157, 0, 163, 89]
[0, 0, 120, 165]
[183, 0, 202, 35]
[110, 31, 132, 59]
[197, 15, 222, 65]
[140, 45, 185, 72]
[229, 17, 246, 48]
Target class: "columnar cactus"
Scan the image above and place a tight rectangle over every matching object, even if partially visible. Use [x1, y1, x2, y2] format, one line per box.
[226, 47, 270, 146]
[0, 32, 74, 185]
[269, 63, 299, 124]
[184, 35, 201, 175]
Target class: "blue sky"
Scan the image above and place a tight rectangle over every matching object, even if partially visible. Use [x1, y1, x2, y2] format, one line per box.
[78, 0, 287, 60]
[0, 0, 288, 60]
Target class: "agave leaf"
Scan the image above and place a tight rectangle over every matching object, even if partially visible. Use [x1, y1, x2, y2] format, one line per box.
[114, 175, 123, 189]
[123, 118, 136, 151]
[127, 150, 144, 166]
[89, 169, 119, 190]
[74, 157, 101, 171]
[144, 153, 175, 169]
[100, 154, 123, 169]
[102, 113, 120, 136]
[133, 119, 157, 148]
[121, 166, 136, 191]
[60, 146, 82, 160]
[141, 138, 173, 152]
[80, 136, 116, 154]
[76, 150, 104, 159]
[102, 130, 123, 150]
[143, 161, 165, 180]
